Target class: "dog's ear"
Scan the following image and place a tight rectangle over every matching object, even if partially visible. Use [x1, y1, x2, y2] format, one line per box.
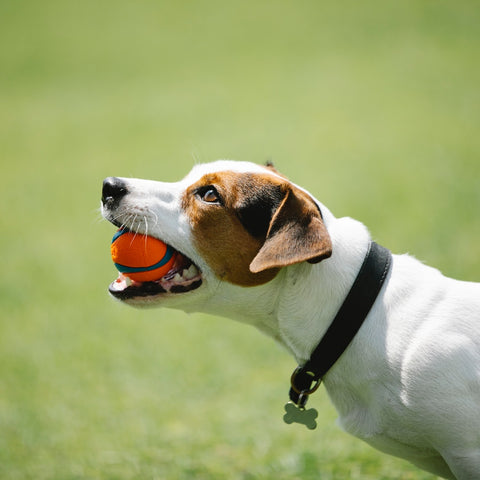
[249, 186, 332, 273]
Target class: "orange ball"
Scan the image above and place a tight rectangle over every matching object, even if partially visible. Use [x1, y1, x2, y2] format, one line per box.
[111, 229, 176, 282]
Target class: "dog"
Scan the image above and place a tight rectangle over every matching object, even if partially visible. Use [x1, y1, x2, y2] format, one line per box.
[101, 160, 480, 479]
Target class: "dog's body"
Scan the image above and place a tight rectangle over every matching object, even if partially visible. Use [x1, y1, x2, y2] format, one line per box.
[102, 160, 480, 479]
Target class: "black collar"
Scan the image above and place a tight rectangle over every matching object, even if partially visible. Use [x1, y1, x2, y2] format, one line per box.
[289, 241, 392, 407]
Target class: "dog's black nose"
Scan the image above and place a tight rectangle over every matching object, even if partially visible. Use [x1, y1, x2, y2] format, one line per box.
[102, 177, 128, 206]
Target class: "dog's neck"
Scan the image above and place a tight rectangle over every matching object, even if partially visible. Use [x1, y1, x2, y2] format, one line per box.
[198, 207, 372, 364]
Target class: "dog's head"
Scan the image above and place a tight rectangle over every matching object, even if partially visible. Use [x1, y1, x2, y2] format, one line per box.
[101, 160, 332, 308]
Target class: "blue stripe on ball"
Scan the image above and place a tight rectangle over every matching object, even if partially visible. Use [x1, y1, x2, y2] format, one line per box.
[114, 245, 175, 274]
[112, 228, 129, 243]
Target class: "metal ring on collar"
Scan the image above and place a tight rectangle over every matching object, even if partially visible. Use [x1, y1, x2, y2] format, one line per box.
[290, 366, 322, 395]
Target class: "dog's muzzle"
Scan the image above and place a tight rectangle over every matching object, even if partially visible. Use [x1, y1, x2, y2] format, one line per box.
[101, 177, 203, 301]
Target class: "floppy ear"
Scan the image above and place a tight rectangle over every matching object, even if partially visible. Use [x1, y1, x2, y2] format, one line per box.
[249, 186, 332, 273]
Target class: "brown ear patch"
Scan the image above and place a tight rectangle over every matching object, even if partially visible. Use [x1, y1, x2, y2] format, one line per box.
[249, 186, 332, 273]
[182, 170, 332, 287]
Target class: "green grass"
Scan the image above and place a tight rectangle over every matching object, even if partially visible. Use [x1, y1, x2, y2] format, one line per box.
[1, 1, 479, 478]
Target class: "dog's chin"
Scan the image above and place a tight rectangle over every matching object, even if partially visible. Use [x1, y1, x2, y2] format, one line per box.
[108, 248, 203, 303]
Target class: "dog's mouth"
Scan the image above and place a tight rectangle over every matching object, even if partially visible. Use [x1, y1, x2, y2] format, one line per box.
[108, 241, 203, 301]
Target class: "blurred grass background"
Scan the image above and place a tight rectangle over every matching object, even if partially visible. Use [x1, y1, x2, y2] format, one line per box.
[1, 0, 479, 479]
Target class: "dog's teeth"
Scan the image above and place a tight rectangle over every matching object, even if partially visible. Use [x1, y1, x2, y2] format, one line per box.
[173, 273, 183, 283]
[191, 264, 199, 276]
[183, 264, 199, 279]
[117, 273, 132, 287]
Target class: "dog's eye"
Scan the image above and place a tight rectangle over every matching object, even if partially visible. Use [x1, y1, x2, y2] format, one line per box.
[197, 186, 221, 204]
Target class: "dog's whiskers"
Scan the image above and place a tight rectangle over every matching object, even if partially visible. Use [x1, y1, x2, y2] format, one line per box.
[109, 209, 130, 225]
[129, 215, 139, 237]
[143, 216, 149, 248]
[147, 207, 159, 228]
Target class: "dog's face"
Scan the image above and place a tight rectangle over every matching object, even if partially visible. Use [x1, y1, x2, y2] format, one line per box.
[101, 160, 332, 308]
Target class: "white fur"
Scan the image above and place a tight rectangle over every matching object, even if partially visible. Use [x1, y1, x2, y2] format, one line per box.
[103, 160, 480, 479]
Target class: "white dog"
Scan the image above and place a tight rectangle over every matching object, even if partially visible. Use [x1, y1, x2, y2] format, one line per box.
[101, 160, 480, 479]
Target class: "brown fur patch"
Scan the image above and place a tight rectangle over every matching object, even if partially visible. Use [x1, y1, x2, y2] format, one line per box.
[182, 170, 331, 287]
[182, 172, 280, 286]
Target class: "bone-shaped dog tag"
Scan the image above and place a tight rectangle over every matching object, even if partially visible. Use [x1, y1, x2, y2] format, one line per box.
[283, 402, 318, 430]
